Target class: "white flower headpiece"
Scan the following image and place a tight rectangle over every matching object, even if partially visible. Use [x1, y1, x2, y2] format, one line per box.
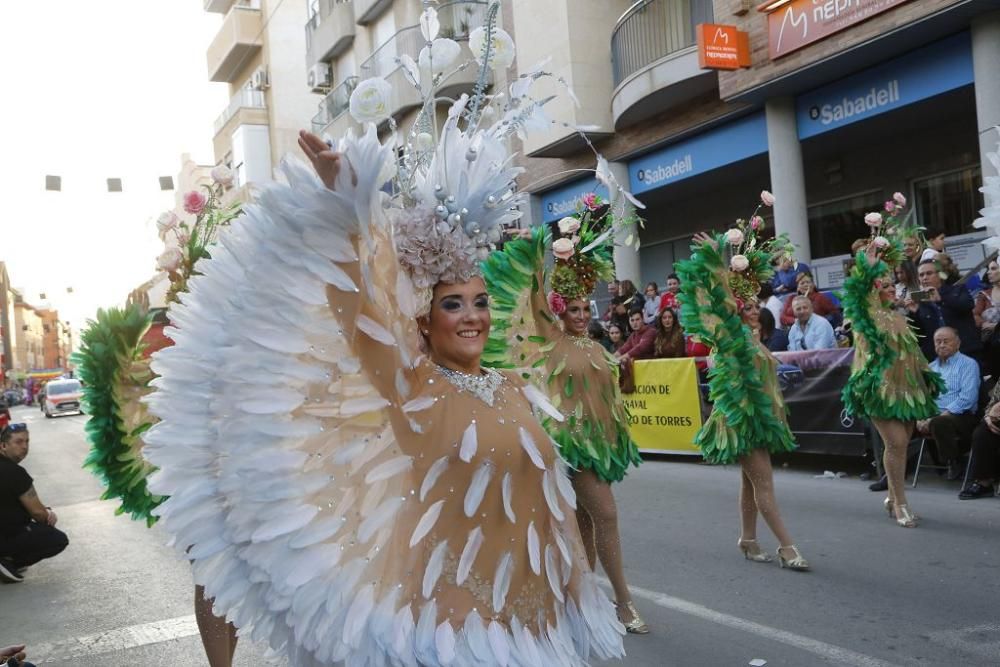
[343, 0, 643, 315]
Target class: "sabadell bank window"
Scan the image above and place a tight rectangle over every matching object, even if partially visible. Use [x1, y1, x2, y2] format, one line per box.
[912, 165, 983, 237]
[808, 190, 883, 259]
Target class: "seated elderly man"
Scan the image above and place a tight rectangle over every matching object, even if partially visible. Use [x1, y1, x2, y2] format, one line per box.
[960, 380, 1000, 498]
[787, 295, 836, 351]
[916, 327, 981, 480]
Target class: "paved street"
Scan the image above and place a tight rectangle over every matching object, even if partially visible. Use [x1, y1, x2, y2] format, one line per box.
[3, 404, 998, 667]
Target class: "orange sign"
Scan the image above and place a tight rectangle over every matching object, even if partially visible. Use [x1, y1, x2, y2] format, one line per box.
[764, 0, 914, 59]
[697, 24, 752, 70]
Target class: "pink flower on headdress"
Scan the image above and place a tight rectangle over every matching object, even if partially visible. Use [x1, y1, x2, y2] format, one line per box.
[760, 190, 775, 206]
[552, 237, 576, 260]
[183, 191, 207, 215]
[557, 217, 581, 235]
[750, 215, 764, 230]
[725, 229, 744, 246]
[873, 236, 890, 249]
[547, 291, 567, 315]
[893, 192, 906, 207]
[864, 212, 883, 227]
[730, 254, 750, 272]
[884, 201, 895, 213]
[582, 192, 600, 211]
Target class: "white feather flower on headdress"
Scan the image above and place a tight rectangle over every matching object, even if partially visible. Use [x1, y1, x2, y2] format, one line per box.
[974, 127, 1000, 251]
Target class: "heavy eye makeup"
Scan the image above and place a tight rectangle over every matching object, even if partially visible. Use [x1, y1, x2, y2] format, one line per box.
[438, 294, 490, 312]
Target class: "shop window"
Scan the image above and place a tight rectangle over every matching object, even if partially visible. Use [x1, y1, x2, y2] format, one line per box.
[912, 166, 984, 238]
[807, 190, 883, 259]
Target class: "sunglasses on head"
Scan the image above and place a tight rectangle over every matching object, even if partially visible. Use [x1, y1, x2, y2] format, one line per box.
[1, 423, 27, 441]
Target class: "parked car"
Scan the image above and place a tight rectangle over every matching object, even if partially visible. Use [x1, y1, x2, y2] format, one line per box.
[41, 379, 83, 417]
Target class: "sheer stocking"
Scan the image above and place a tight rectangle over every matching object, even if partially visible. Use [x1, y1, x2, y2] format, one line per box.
[195, 585, 238, 667]
[738, 449, 795, 552]
[572, 469, 633, 611]
[575, 505, 597, 569]
[871, 418, 913, 511]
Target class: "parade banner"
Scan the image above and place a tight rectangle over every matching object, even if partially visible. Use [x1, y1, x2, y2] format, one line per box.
[624, 358, 703, 455]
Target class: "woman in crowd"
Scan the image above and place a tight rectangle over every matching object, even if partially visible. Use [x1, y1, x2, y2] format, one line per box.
[759, 282, 784, 330]
[589, 320, 612, 351]
[975, 260, 1000, 375]
[842, 238, 945, 528]
[643, 282, 661, 324]
[893, 260, 919, 312]
[676, 202, 810, 571]
[608, 322, 626, 353]
[617, 309, 656, 362]
[484, 204, 647, 633]
[618, 279, 645, 314]
[143, 46, 630, 661]
[653, 307, 685, 359]
[757, 305, 788, 352]
[780, 272, 838, 327]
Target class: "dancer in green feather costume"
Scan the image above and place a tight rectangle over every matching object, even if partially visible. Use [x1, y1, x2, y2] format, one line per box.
[841, 224, 945, 528]
[676, 196, 810, 571]
[74, 301, 161, 526]
[482, 198, 648, 632]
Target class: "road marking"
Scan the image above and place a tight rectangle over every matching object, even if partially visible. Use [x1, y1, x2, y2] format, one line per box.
[29, 615, 199, 662]
[607, 579, 901, 667]
[929, 624, 1000, 662]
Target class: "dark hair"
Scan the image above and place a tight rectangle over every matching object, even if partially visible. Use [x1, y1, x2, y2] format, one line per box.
[759, 307, 777, 340]
[645, 282, 658, 293]
[654, 308, 685, 358]
[666, 273, 679, 283]
[619, 280, 637, 298]
[587, 320, 606, 341]
[895, 260, 918, 288]
[926, 228, 945, 239]
[758, 281, 774, 300]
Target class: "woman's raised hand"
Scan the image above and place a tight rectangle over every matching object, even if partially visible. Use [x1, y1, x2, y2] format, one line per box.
[692, 232, 718, 250]
[298, 130, 343, 190]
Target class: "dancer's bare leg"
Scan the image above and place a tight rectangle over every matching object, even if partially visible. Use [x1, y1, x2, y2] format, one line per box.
[195, 585, 237, 667]
[575, 504, 597, 570]
[572, 470, 636, 619]
[739, 469, 758, 540]
[872, 418, 914, 511]
[739, 449, 797, 560]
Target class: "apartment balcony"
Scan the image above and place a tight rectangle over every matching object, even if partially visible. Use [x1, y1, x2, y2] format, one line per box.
[214, 89, 268, 135]
[306, 0, 356, 65]
[610, 0, 716, 128]
[358, 2, 488, 116]
[204, 0, 235, 13]
[354, 0, 391, 25]
[207, 0, 263, 83]
[311, 76, 358, 140]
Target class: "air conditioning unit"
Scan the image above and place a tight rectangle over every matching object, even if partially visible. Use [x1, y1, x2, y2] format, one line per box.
[251, 67, 270, 91]
[308, 63, 332, 93]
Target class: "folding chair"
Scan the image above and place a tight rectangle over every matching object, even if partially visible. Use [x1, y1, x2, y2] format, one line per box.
[911, 437, 949, 488]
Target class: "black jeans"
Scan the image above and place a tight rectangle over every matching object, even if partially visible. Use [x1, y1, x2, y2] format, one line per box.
[0, 521, 68, 568]
[968, 423, 1000, 483]
[928, 412, 979, 462]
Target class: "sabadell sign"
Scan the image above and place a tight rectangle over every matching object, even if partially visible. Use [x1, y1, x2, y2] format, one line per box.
[796, 32, 973, 140]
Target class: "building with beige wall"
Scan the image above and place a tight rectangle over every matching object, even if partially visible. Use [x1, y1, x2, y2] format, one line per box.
[508, 0, 1000, 296]
[12, 299, 44, 374]
[206, 0, 320, 201]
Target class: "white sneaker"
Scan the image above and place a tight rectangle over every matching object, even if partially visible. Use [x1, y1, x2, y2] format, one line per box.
[0, 559, 24, 583]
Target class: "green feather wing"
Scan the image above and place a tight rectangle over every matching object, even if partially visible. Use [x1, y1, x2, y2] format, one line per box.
[73, 304, 163, 525]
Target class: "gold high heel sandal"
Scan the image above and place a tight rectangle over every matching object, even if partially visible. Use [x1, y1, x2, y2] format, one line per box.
[616, 601, 650, 634]
[738, 538, 773, 563]
[884, 497, 893, 517]
[894, 504, 918, 528]
[776, 545, 810, 571]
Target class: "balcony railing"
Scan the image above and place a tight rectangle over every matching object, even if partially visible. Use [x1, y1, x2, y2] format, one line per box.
[305, 0, 355, 62]
[359, 0, 486, 79]
[311, 76, 358, 133]
[611, 0, 714, 87]
[214, 89, 267, 134]
[207, 0, 263, 83]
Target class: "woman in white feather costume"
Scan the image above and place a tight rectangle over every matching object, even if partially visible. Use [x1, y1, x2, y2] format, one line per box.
[141, 8, 633, 661]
